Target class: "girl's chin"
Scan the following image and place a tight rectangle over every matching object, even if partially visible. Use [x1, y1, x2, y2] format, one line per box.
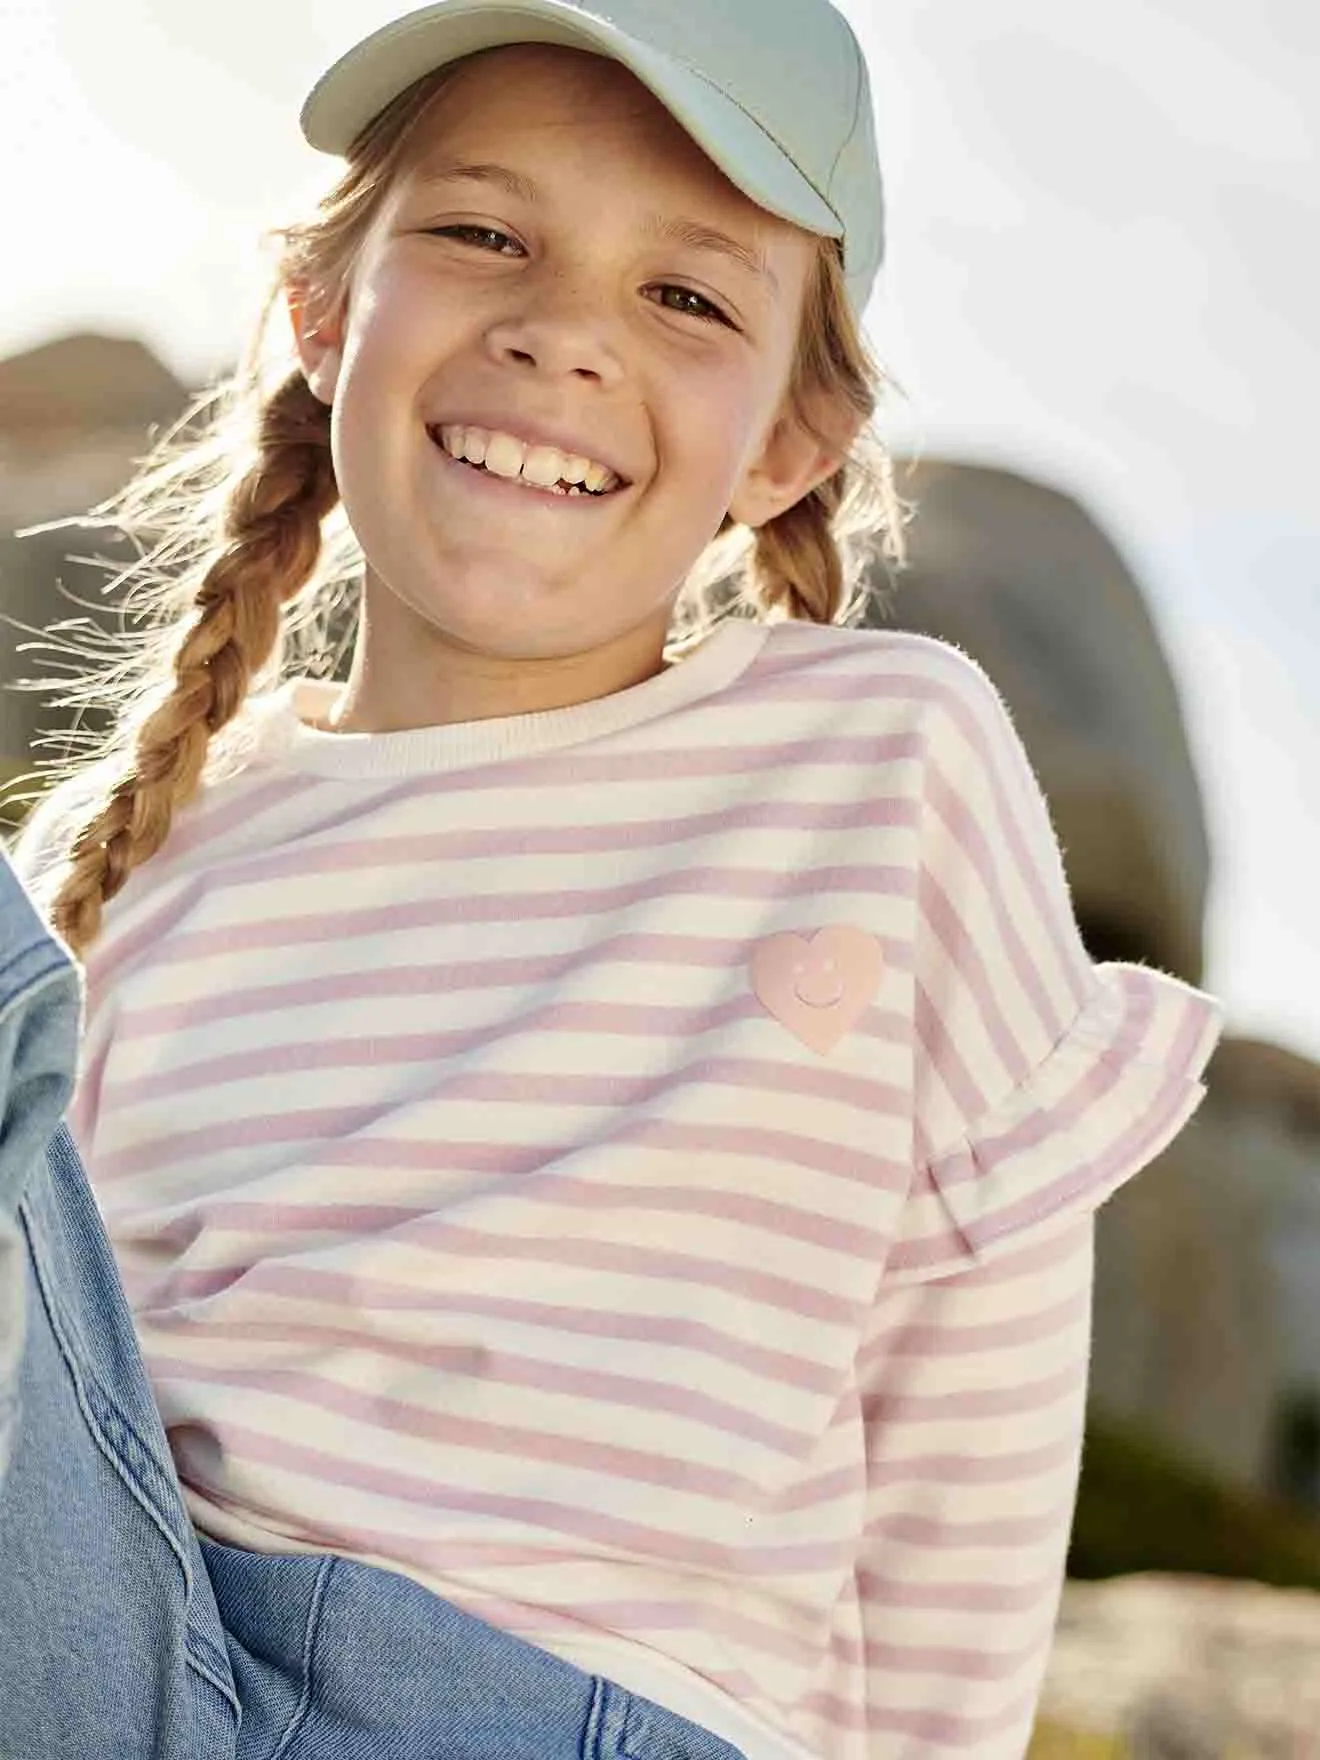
[368, 560, 606, 641]
[360, 554, 679, 664]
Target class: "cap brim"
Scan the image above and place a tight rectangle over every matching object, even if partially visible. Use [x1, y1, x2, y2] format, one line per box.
[300, 0, 843, 245]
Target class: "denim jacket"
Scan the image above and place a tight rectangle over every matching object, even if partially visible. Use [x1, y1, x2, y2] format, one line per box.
[0, 842, 81, 1487]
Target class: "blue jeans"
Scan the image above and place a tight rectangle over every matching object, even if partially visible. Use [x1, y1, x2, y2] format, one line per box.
[0, 848, 743, 1760]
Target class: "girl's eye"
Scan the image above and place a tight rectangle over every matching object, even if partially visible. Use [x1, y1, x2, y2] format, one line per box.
[429, 224, 523, 256]
[650, 285, 734, 327]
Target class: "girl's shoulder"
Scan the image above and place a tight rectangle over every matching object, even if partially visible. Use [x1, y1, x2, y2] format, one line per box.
[759, 618, 1023, 738]
[764, 617, 1003, 687]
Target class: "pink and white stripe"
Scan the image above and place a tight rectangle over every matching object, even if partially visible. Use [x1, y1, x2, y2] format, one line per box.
[15, 618, 1223, 1758]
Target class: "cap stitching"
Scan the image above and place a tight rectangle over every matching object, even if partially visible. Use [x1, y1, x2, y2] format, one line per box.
[826, 49, 863, 206]
[673, 58, 842, 224]
[596, 24, 846, 228]
[827, 51, 877, 290]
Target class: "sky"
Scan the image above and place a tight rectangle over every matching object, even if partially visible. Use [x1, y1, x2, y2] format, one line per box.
[1, 0, 1317, 1064]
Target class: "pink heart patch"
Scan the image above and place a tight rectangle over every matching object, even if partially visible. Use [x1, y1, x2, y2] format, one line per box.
[749, 924, 883, 1056]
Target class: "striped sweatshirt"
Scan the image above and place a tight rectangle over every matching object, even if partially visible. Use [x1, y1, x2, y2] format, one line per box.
[14, 617, 1225, 1759]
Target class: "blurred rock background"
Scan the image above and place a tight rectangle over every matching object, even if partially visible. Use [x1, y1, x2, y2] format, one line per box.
[2, 332, 1318, 1756]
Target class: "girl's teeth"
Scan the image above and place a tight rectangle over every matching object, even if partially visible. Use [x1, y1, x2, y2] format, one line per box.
[522, 445, 566, 488]
[436, 425, 619, 494]
[484, 433, 526, 479]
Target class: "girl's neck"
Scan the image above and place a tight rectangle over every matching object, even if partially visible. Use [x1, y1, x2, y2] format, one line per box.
[317, 581, 678, 736]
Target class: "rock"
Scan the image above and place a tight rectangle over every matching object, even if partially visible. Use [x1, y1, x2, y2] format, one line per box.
[0, 334, 192, 778]
[1033, 1574, 1320, 1757]
[0, 331, 186, 448]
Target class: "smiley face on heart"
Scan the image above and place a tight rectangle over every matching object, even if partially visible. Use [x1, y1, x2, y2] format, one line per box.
[749, 924, 884, 1055]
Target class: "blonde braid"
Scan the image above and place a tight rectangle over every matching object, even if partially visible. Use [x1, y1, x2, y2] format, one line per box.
[749, 468, 848, 623]
[52, 372, 338, 957]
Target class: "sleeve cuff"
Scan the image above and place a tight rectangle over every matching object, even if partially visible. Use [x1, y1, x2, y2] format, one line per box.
[889, 962, 1225, 1282]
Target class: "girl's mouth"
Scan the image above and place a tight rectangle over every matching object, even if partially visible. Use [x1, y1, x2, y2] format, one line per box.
[427, 423, 627, 499]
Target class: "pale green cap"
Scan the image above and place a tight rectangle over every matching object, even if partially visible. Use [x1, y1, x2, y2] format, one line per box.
[300, 0, 885, 315]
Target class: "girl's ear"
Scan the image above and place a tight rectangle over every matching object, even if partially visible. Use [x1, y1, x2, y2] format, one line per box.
[287, 283, 345, 407]
[727, 400, 860, 530]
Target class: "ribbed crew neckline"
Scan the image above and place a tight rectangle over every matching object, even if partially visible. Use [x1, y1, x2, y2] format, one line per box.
[246, 617, 769, 779]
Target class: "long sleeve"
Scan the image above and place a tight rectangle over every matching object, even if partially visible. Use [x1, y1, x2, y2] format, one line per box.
[857, 1210, 1094, 1756]
[848, 645, 1225, 1752]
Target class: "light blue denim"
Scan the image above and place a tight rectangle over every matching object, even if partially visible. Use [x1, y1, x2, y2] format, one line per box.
[0, 845, 745, 1760]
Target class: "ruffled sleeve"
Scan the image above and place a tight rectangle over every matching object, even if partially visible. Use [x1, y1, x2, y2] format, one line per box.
[887, 645, 1225, 1284]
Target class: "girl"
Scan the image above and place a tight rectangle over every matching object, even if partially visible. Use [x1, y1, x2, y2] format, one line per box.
[1, 1, 1224, 1756]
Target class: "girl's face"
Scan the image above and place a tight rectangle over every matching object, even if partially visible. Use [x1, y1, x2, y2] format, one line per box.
[293, 44, 839, 731]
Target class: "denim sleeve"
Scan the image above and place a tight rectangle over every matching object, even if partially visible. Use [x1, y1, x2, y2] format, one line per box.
[0, 848, 83, 1488]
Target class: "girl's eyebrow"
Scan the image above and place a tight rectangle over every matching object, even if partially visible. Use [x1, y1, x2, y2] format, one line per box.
[411, 157, 779, 296]
[413, 157, 539, 203]
[644, 216, 780, 296]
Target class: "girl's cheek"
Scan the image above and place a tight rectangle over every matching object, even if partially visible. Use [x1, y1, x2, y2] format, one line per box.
[699, 383, 761, 475]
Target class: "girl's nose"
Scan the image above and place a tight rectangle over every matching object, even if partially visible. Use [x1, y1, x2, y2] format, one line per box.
[482, 291, 626, 387]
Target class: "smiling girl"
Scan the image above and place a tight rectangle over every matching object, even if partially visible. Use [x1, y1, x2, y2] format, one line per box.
[1, 3, 1224, 1757]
